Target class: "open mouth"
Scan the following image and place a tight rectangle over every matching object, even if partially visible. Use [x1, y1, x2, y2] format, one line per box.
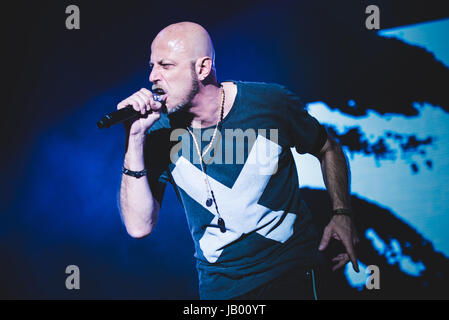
[152, 87, 167, 103]
[153, 87, 166, 95]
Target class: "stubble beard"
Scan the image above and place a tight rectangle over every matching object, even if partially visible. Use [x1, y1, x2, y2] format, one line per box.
[167, 63, 200, 115]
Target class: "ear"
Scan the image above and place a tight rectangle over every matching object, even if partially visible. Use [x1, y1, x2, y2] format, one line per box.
[195, 57, 213, 81]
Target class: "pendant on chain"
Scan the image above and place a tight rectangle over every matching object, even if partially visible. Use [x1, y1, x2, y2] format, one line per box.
[218, 218, 226, 233]
[206, 198, 213, 207]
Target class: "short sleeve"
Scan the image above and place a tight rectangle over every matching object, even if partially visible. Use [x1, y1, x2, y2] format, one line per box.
[282, 87, 327, 155]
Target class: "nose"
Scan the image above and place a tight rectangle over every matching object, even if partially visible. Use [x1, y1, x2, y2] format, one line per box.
[149, 66, 160, 84]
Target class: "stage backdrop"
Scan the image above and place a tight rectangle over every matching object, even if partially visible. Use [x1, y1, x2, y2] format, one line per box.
[1, 1, 448, 299]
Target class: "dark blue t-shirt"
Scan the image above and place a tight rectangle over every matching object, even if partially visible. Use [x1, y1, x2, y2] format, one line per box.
[144, 81, 327, 299]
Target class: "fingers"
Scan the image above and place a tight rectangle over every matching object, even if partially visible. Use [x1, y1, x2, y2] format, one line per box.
[340, 233, 359, 272]
[320, 219, 360, 273]
[117, 88, 161, 115]
[331, 252, 360, 273]
[133, 93, 150, 115]
[117, 95, 143, 114]
[318, 226, 332, 251]
[138, 88, 163, 112]
[331, 253, 350, 272]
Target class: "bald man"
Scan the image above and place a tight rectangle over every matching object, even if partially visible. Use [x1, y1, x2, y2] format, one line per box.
[117, 22, 359, 300]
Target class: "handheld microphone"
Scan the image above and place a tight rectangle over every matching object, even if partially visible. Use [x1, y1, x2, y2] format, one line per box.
[97, 94, 163, 129]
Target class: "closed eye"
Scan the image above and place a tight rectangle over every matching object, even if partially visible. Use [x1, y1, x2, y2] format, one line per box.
[161, 63, 173, 69]
[148, 61, 175, 71]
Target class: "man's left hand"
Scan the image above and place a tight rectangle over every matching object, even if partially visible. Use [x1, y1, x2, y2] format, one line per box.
[318, 214, 360, 272]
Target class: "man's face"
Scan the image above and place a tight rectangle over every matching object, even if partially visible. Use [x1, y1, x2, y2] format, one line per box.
[149, 38, 199, 114]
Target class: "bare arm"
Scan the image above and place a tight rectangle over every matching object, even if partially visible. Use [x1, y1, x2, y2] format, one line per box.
[313, 134, 360, 272]
[315, 136, 351, 211]
[119, 134, 160, 238]
[117, 88, 163, 238]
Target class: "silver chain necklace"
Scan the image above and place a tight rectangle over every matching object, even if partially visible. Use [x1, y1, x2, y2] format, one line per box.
[187, 86, 226, 233]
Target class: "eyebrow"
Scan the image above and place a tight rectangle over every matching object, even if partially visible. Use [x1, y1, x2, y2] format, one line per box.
[149, 60, 175, 67]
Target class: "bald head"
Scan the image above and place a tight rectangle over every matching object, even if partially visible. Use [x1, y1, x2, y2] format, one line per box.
[148, 22, 219, 114]
[152, 22, 215, 68]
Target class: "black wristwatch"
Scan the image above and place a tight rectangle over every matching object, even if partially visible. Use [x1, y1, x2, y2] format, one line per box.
[331, 208, 354, 219]
[122, 167, 148, 178]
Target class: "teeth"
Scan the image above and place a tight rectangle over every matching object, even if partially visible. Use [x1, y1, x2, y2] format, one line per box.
[153, 88, 165, 94]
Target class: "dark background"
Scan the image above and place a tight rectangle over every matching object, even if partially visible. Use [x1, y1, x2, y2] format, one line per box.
[1, 0, 448, 299]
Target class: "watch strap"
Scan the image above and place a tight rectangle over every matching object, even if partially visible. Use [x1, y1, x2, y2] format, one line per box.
[332, 208, 354, 219]
[122, 167, 148, 178]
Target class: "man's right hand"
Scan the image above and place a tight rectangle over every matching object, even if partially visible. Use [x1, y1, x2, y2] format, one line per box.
[117, 88, 163, 136]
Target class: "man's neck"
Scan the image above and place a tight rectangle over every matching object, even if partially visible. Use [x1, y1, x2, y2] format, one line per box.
[189, 82, 223, 129]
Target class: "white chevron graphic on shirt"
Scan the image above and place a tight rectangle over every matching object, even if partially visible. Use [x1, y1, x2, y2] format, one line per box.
[171, 135, 297, 263]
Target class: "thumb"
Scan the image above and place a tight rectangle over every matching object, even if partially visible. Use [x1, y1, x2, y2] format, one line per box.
[319, 226, 332, 251]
